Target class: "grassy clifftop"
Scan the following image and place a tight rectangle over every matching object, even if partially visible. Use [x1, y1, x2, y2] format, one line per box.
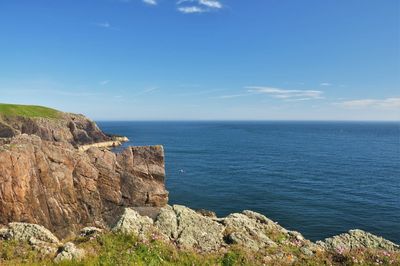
[0, 103, 61, 119]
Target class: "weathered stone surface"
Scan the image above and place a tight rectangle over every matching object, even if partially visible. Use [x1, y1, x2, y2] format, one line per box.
[54, 242, 85, 262]
[5, 222, 60, 244]
[154, 205, 179, 239]
[0, 134, 168, 239]
[117, 146, 168, 208]
[28, 237, 59, 255]
[112, 208, 154, 239]
[221, 212, 278, 251]
[196, 209, 217, 218]
[0, 113, 111, 146]
[155, 205, 225, 252]
[317, 229, 400, 252]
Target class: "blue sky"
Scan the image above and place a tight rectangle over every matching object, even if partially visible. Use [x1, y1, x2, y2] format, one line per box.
[0, 0, 399, 120]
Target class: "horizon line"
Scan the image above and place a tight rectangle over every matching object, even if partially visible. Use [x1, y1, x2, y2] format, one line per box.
[94, 119, 400, 123]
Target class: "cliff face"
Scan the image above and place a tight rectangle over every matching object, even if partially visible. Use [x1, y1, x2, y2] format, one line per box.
[0, 113, 111, 147]
[0, 112, 168, 239]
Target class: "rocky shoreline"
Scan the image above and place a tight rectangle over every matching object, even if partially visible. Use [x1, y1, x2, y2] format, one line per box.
[0, 205, 399, 264]
[0, 109, 399, 265]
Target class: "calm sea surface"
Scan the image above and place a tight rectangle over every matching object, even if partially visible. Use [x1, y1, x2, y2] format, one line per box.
[97, 121, 400, 243]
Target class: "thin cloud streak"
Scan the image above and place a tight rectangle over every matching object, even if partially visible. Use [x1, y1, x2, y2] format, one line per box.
[217, 86, 325, 101]
[337, 97, 400, 109]
[246, 86, 324, 100]
[320, 82, 332, 86]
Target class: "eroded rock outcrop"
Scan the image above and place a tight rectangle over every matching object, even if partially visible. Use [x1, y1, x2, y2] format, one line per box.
[0, 134, 168, 239]
[151, 205, 320, 253]
[317, 229, 400, 252]
[155, 205, 225, 252]
[112, 208, 155, 239]
[0, 112, 111, 146]
[0, 222, 60, 255]
[0, 222, 60, 244]
[108, 205, 394, 256]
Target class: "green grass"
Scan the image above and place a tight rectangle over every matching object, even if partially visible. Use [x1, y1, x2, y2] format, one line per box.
[1, 232, 399, 266]
[0, 103, 61, 119]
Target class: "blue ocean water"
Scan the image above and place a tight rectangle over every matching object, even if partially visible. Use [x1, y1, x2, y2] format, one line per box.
[97, 121, 400, 243]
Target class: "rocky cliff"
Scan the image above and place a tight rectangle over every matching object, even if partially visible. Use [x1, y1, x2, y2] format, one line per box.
[0, 134, 168, 239]
[0, 109, 168, 239]
[0, 112, 112, 147]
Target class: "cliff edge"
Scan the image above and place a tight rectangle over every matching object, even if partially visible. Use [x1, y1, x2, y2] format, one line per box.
[0, 103, 113, 146]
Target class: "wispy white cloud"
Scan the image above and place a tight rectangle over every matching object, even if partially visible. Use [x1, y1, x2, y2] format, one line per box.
[143, 0, 157, 5]
[177, 0, 222, 14]
[93, 22, 119, 30]
[246, 86, 324, 101]
[337, 97, 400, 109]
[320, 82, 332, 86]
[100, 80, 110, 85]
[199, 0, 222, 8]
[178, 6, 206, 13]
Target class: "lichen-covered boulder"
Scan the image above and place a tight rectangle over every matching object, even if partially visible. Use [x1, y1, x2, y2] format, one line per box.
[155, 205, 225, 252]
[221, 212, 278, 251]
[317, 229, 400, 252]
[0, 223, 60, 255]
[112, 208, 155, 239]
[54, 242, 85, 262]
[154, 205, 178, 239]
[5, 222, 60, 244]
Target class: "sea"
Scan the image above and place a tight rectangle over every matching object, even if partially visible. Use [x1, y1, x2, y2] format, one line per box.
[97, 121, 400, 243]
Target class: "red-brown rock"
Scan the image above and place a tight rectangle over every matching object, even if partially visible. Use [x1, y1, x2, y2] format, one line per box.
[0, 134, 168, 239]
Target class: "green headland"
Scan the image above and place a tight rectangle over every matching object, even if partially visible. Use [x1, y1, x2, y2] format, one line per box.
[0, 103, 61, 119]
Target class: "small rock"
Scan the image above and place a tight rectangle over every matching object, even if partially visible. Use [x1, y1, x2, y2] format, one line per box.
[54, 242, 85, 262]
[80, 227, 103, 238]
[195, 209, 217, 218]
[0, 227, 11, 239]
[29, 237, 58, 255]
[300, 246, 314, 257]
[288, 230, 305, 241]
